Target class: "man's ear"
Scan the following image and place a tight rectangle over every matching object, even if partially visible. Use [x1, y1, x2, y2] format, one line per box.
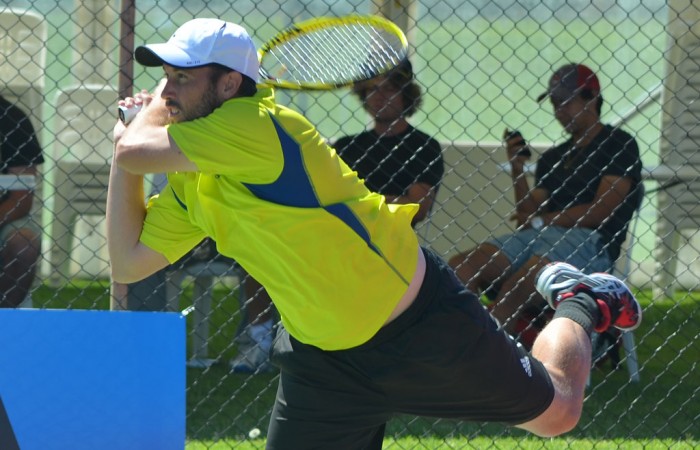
[220, 71, 243, 99]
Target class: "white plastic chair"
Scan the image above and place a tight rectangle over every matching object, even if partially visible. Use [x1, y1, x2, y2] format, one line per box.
[0, 9, 46, 119]
[44, 84, 117, 284]
[609, 186, 645, 383]
[45, 160, 111, 284]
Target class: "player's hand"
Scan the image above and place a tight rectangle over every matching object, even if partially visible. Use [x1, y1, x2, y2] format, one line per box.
[117, 79, 168, 128]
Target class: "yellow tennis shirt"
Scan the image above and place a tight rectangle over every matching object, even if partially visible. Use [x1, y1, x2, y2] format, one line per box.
[140, 87, 420, 350]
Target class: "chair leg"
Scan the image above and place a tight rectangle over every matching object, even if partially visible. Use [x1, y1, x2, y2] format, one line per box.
[190, 276, 215, 367]
[235, 276, 249, 341]
[48, 208, 77, 286]
[621, 331, 641, 382]
[19, 295, 33, 308]
[653, 215, 680, 299]
[164, 271, 186, 313]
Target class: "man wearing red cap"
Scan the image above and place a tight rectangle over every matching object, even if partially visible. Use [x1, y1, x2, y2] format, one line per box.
[450, 63, 643, 341]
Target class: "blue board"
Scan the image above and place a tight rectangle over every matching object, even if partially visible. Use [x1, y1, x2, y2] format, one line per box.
[0, 309, 185, 450]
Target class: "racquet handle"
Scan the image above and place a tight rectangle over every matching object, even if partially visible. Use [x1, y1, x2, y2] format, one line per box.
[118, 104, 142, 124]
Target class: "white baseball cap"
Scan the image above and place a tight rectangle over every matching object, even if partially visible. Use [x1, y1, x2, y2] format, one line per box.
[135, 18, 259, 81]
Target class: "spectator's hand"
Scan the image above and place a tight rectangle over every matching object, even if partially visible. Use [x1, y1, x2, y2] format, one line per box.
[510, 211, 544, 230]
[510, 211, 529, 226]
[503, 128, 530, 165]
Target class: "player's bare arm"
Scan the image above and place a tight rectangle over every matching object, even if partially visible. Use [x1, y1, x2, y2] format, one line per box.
[114, 79, 198, 175]
[106, 140, 171, 283]
[108, 83, 176, 283]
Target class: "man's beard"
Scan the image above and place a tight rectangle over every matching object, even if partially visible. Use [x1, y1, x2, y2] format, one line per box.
[169, 84, 222, 123]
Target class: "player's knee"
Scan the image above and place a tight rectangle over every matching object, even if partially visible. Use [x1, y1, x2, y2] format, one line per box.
[522, 396, 582, 437]
[540, 404, 582, 437]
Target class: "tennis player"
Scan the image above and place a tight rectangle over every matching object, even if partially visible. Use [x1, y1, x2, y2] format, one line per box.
[107, 18, 642, 448]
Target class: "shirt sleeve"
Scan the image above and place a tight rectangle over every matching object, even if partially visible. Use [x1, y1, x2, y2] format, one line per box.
[414, 137, 444, 187]
[140, 182, 207, 264]
[166, 97, 283, 184]
[601, 131, 641, 179]
[1, 103, 44, 169]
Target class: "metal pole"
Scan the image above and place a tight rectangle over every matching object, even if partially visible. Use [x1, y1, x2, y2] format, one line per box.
[112, 0, 136, 310]
[118, 0, 136, 99]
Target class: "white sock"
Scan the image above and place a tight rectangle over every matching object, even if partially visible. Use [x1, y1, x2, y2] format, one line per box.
[249, 319, 274, 351]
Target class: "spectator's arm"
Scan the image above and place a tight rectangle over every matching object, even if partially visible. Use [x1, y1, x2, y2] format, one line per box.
[384, 181, 436, 225]
[0, 165, 36, 228]
[543, 175, 633, 228]
[510, 186, 549, 227]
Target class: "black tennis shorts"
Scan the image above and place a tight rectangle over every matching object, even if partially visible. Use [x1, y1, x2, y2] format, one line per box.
[266, 247, 555, 449]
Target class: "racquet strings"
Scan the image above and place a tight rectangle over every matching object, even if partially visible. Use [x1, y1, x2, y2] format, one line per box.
[261, 21, 406, 87]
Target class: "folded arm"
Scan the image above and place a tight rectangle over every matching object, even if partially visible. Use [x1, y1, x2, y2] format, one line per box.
[512, 175, 634, 229]
[107, 85, 194, 283]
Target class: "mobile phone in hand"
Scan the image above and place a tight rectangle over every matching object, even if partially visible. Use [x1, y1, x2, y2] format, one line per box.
[504, 129, 532, 158]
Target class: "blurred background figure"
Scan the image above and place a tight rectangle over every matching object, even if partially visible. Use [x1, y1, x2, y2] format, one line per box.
[0, 94, 44, 307]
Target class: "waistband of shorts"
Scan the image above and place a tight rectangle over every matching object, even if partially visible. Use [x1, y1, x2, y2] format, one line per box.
[349, 247, 444, 350]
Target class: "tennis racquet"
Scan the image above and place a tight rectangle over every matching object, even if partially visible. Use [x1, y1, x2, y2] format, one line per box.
[258, 15, 408, 90]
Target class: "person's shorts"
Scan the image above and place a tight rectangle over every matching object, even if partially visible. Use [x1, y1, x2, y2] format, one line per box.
[266, 247, 555, 449]
[488, 226, 611, 273]
[0, 215, 40, 243]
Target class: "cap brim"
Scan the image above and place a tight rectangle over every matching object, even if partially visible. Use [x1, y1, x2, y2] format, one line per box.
[135, 43, 194, 68]
[536, 91, 549, 103]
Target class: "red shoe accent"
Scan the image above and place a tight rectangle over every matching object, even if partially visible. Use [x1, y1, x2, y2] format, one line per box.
[594, 299, 611, 333]
[556, 291, 576, 306]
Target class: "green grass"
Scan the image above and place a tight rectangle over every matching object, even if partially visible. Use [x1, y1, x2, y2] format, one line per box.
[34, 282, 698, 448]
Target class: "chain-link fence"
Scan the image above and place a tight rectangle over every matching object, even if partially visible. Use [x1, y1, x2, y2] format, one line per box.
[1, 0, 699, 448]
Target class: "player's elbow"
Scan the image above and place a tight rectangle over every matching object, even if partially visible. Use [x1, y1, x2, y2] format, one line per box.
[108, 253, 151, 284]
[110, 264, 145, 284]
[113, 142, 147, 174]
[110, 246, 170, 284]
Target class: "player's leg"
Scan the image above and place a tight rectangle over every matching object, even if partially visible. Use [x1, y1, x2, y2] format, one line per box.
[516, 262, 642, 436]
[383, 248, 557, 427]
[266, 327, 389, 449]
[516, 316, 591, 435]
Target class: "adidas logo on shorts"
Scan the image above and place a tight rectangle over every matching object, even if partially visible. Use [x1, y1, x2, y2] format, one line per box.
[520, 356, 532, 377]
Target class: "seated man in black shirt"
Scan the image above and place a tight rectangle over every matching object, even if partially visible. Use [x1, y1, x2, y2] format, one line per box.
[448, 64, 642, 344]
[335, 58, 444, 225]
